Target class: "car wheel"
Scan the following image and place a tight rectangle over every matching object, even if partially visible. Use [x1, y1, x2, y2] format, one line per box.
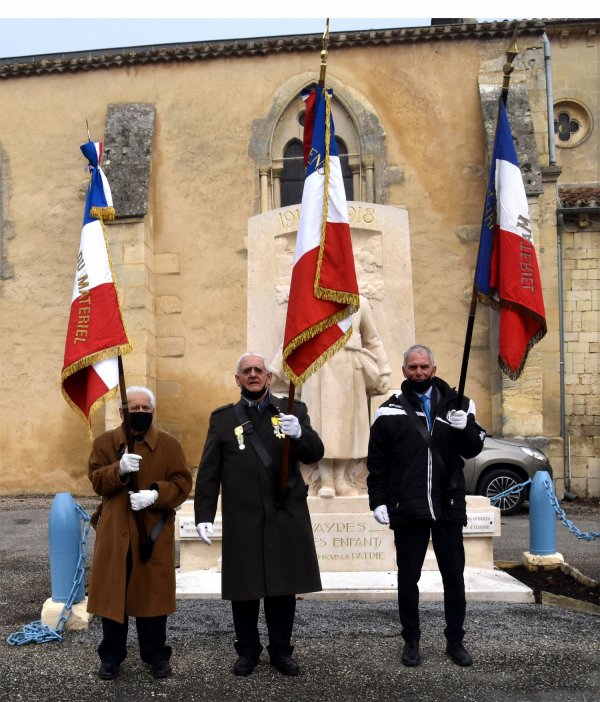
[479, 467, 526, 516]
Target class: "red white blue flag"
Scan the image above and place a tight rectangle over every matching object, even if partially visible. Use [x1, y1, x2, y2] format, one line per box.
[475, 99, 546, 379]
[61, 141, 131, 424]
[282, 85, 359, 385]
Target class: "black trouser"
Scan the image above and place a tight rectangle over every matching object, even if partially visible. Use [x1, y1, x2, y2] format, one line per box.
[99, 614, 171, 665]
[98, 547, 171, 665]
[231, 594, 296, 660]
[394, 519, 466, 644]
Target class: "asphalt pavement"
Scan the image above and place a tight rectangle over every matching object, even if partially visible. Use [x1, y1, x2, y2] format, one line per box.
[1, 495, 598, 702]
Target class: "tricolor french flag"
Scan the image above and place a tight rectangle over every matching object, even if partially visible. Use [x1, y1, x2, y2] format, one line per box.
[282, 85, 359, 385]
[475, 99, 546, 379]
[61, 141, 131, 423]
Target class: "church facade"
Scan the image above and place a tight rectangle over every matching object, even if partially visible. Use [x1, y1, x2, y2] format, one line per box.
[0, 19, 597, 498]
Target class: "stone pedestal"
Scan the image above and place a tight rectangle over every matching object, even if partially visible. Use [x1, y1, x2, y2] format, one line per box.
[40, 597, 92, 631]
[176, 494, 500, 573]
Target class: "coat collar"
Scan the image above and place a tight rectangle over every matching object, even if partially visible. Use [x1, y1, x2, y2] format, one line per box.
[112, 422, 159, 452]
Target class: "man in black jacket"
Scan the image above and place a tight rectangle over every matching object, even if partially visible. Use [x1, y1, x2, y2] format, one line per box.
[367, 344, 485, 667]
[194, 352, 323, 677]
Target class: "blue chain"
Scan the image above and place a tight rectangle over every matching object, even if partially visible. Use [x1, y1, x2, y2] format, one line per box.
[488, 478, 532, 505]
[6, 503, 91, 646]
[489, 478, 599, 541]
[543, 477, 600, 542]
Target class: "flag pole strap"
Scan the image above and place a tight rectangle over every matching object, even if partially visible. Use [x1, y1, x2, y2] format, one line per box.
[456, 28, 519, 405]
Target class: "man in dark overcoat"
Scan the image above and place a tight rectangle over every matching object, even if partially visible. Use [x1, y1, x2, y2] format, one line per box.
[87, 386, 192, 681]
[194, 352, 323, 677]
[367, 344, 485, 668]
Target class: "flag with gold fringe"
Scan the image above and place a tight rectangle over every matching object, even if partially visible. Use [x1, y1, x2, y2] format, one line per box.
[61, 140, 131, 424]
[282, 85, 359, 385]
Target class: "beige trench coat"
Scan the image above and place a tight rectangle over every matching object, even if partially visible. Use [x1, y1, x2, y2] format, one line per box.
[87, 424, 192, 623]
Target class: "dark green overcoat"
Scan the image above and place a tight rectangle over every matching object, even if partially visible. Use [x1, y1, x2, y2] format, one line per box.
[194, 395, 323, 600]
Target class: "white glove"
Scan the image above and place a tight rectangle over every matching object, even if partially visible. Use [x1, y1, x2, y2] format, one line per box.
[119, 452, 142, 477]
[447, 410, 468, 430]
[196, 522, 214, 545]
[129, 489, 158, 511]
[373, 505, 390, 525]
[279, 414, 302, 439]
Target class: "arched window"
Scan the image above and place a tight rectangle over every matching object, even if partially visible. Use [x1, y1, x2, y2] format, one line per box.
[251, 77, 386, 213]
[280, 135, 354, 207]
[280, 139, 305, 208]
[337, 138, 354, 201]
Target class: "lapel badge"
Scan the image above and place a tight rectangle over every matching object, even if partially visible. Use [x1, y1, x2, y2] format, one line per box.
[271, 416, 285, 439]
[234, 425, 245, 450]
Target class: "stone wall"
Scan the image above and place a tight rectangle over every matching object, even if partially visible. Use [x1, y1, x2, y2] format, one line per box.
[562, 229, 600, 496]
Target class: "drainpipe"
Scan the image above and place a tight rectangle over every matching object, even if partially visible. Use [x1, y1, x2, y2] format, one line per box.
[543, 33, 557, 166]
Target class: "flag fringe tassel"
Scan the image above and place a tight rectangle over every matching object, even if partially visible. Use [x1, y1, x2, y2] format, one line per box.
[61, 342, 133, 385]
[90, 206, 116, 221]
[283, 325, 353, 386]
[498, 325, 548, 380]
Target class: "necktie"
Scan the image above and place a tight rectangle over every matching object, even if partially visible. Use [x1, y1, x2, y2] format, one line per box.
[419, 394, 432, 429]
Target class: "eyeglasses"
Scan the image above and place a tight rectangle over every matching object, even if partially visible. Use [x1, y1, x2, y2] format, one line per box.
[238, 366, 268, 376]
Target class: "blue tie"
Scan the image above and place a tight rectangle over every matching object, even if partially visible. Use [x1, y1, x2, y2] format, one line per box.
[419, 394, 432, 429]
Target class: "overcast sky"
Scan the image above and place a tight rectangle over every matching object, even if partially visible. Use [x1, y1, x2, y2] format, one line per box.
[0, 2, 581, 60]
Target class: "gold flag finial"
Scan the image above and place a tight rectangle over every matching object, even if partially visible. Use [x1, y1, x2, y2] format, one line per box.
[501, 24, 519, 102]
[319, 18, 330, 86]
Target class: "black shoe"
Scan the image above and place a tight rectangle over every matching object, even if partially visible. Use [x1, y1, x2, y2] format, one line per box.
[270, 655, 300, 676]
[446, 642, 473, 666]
[151, 660, 172, 678]
[233, 655, 259, 677]
[98, 661, 119, 680]
[401, 640, 421, 667]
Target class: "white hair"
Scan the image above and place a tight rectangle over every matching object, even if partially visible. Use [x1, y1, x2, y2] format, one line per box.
[235, 352, 271, 373]
[126, 385, 156, 409]
[403, 344, 435, 367]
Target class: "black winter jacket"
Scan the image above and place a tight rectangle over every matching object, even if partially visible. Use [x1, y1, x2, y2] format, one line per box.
[367, 377, 485, 527]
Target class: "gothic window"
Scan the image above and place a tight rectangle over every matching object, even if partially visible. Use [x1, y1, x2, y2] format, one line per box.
[280, 136, 354, 207]
[251, 78, 385, 213]
[280, 139, 305, 208]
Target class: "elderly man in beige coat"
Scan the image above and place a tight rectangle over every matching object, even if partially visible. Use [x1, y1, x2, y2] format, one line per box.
[87, 386, 192, 681]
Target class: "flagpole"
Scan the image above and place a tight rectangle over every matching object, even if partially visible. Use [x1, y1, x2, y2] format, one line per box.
[456, 28, 519, 406]
[117, 354, 134, 453]
[279, 19, 331, 494]
[117, 354, 151, 556]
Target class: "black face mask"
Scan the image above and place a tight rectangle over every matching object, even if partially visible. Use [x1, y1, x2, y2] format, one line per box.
[240, 385, 269, 401]
[407, 377, 434, 394]
[130, 411, 153, 433]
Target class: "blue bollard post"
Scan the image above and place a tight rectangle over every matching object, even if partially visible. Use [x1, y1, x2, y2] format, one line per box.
[48, 492, 85, 604]
[529, 470, 557, 555]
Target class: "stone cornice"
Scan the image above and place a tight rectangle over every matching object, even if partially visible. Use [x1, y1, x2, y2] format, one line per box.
[0, 19, 551, 80]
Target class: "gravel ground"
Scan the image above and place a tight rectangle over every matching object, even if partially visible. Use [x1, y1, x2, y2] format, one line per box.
[1, 495, 599, 702]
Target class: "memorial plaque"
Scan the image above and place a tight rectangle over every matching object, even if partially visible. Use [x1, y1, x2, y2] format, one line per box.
[464, 511, 496, 534]
[310, 513, 396, 571]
